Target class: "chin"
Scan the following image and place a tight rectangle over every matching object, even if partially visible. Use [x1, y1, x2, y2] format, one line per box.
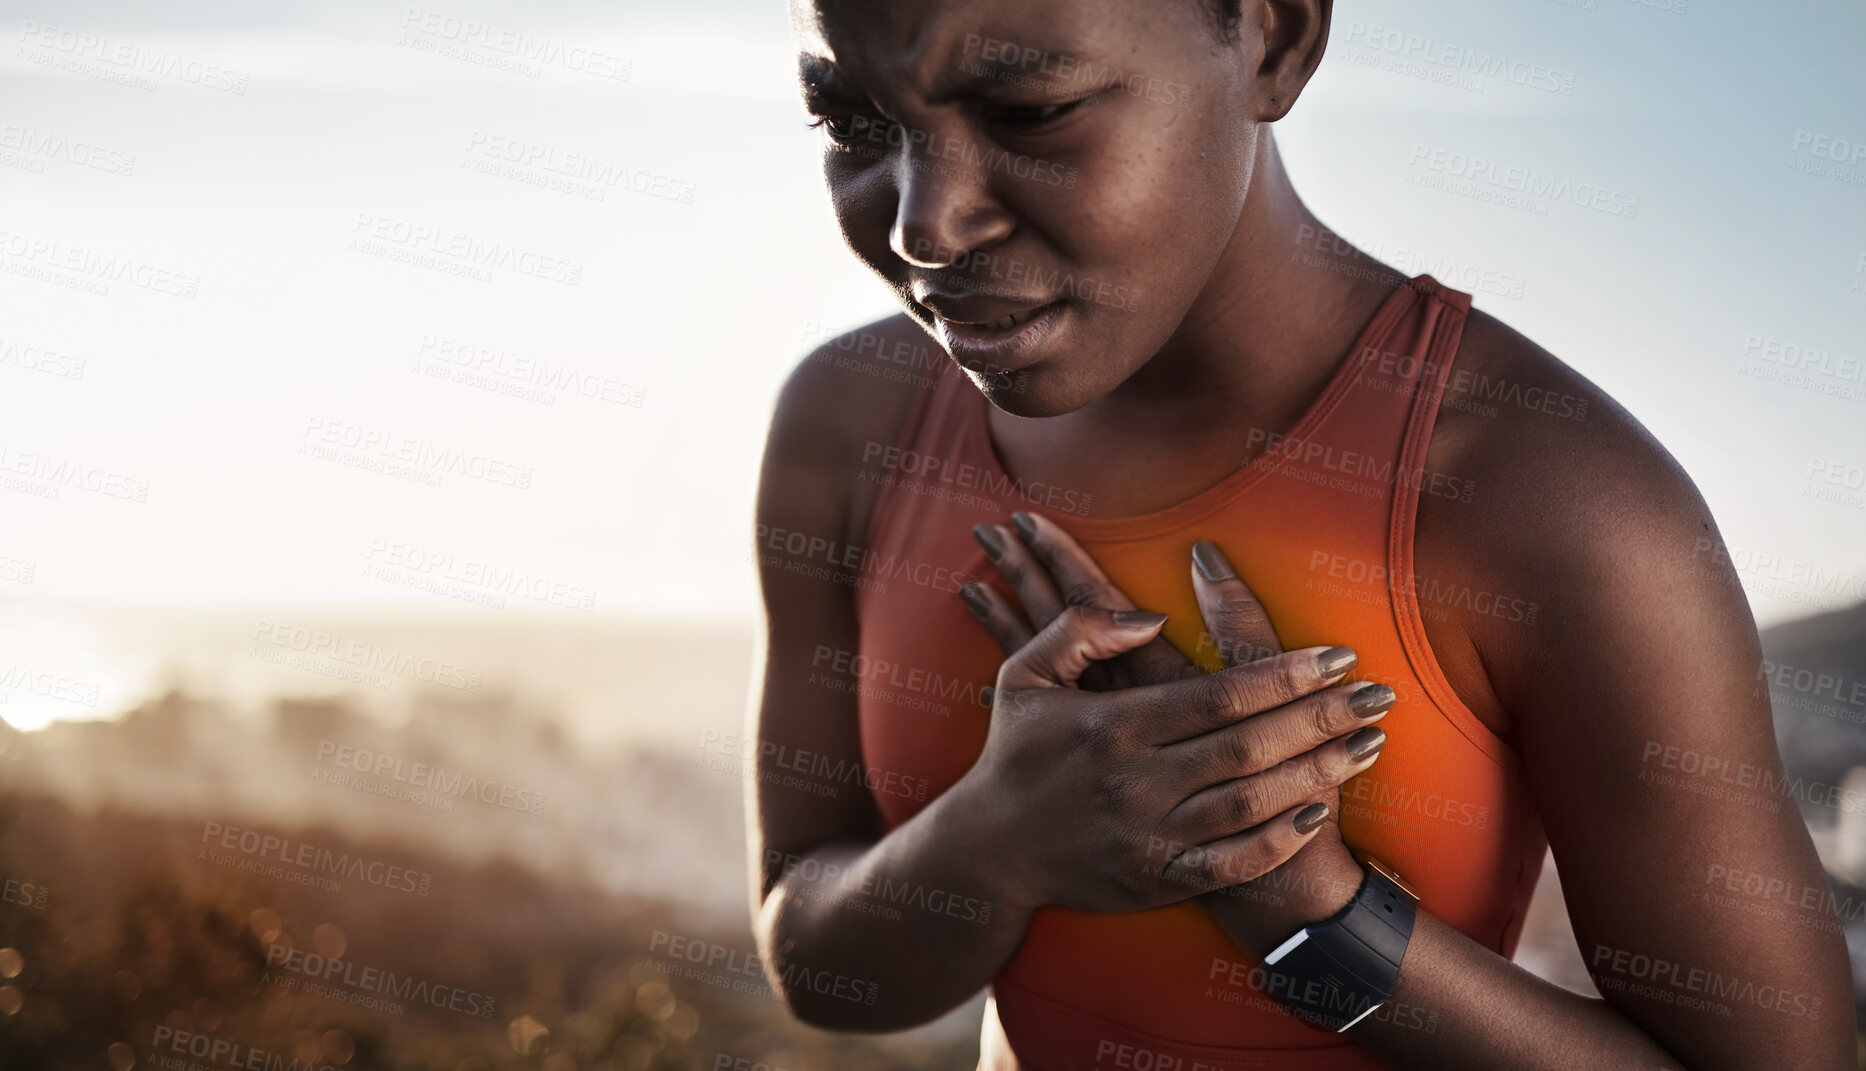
[965, 364, 1101, 419]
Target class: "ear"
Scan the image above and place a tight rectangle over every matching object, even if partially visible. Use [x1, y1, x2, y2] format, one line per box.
[1246, 0, 1332, 122]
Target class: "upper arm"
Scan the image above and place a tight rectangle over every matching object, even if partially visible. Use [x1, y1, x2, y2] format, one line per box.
[1462, 379, 1855, 1067]
[748, 318, 927, 906]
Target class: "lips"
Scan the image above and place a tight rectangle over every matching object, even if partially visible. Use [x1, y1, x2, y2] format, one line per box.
[913, 289, 1057, 328]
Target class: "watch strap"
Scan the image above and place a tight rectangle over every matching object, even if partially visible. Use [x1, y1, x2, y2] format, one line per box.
[1259, 858, 1418, 1032]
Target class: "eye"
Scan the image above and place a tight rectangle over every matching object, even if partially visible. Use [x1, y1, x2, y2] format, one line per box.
[807, 111, 893, 144]
[990, 96, 1092, 132]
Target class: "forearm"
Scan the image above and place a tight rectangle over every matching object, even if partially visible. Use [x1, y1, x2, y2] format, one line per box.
[1208, 881, 1750, 1071]
[754, 774, 1034, 1030]
[1330, 911, 1680, 1070]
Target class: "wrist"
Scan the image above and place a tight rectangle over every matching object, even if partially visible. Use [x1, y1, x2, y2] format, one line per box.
[1205, 836, 1365, 957]
[930, 767, 1043, 920]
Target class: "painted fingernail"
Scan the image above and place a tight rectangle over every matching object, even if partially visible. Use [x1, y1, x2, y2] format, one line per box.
[1112, 609, 1168, 630]
[973, 523, 1006, 561]
[1011, 512, 1038, 542]
[1348, 683, 1396, 719]
[1293, 802, 1329, 835]
[959, 581, 992, 621]
[1345, 726, 1387, 763]
[1317, 646, 1357, 679]
[1191, 540, 1236, 582]
[980, 685, 995, 707]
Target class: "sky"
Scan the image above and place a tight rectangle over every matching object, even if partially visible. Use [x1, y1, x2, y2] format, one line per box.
[1, 0, 1864, 727]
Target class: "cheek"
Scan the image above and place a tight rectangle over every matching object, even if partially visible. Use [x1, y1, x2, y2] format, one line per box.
[827, 162, 899, 274]
[1040, 116, 1247, 277]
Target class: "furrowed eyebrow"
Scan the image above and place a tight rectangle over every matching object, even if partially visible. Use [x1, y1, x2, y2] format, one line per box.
[932, 41, 1108, 102]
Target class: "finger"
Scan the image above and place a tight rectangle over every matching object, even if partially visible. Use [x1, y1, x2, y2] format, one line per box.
[958, 579, 1037, 657]
[998, 605, 1169, 691]
[1160, 680, 1395, 785]
[1136, 645, 1359, 745]
[1015, 511, 1192, 684]
[1166, 724, 1388, 845]
[1012, 511, 1130, 611]
[1156, 800, 1334, 895]
[1190, 540, 1283, 667]
[974, 522, 1065, 628]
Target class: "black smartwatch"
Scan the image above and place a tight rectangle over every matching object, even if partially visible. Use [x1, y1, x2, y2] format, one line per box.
[1259, 857, 1419, 1032]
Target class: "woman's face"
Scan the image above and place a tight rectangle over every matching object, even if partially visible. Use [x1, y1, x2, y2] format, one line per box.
[794, 0, 1268, 417]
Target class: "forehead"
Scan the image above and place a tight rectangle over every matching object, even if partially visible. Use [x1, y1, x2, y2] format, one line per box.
[791, 0, 1170, 93]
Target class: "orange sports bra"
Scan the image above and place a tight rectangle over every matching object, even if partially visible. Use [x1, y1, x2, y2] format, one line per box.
[851, 275, 1548, 1070]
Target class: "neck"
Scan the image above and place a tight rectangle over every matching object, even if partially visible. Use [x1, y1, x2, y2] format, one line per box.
[1076, 130, 1401, 435]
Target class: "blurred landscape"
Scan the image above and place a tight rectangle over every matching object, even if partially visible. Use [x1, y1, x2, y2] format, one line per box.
[0, 601, 1859, 1067]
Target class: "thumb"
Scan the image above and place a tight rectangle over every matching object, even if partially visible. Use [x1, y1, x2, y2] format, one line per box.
[1190, 540, 1283, 667]
[999, 606, 1169, 691]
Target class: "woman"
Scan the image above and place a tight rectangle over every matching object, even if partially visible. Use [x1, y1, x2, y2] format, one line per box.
[748, 0, 1856, 1067]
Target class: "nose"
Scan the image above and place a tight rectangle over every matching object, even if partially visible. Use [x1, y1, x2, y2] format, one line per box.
[887, 134, 1015, 268]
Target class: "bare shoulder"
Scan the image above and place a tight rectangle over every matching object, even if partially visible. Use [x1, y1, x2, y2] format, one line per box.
[1430, 308, 1713, 561]
[1416, 308, 1739, 727]
[761, 312, 943, 552]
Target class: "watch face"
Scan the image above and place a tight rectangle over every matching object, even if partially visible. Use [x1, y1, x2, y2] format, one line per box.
[1363, 857, 1421, 902]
